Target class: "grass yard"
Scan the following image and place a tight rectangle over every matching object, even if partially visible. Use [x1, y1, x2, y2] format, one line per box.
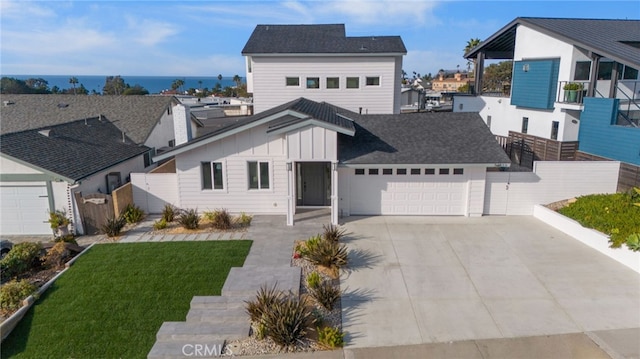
[2, 241, 252, 358]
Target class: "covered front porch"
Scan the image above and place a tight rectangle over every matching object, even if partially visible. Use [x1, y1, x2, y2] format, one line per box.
[286, 160, 339, 226]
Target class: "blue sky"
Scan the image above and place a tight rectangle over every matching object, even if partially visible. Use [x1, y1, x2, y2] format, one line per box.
[1, 0, 638, 77]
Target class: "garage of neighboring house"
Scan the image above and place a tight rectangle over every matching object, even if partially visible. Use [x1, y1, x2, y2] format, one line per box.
[0, 184, 52, 235]
[345, 166, 469, 215]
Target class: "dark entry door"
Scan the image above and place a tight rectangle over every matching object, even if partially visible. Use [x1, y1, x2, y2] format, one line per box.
[299, 162, 330, 206]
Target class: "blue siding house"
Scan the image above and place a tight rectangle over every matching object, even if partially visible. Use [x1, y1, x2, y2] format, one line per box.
[511, 59, 560, 110]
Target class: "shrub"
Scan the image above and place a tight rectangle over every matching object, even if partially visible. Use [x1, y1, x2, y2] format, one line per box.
[309, 281, 341, 311]
[317, 326, 345, 348]
[153, 218, 168, 230]
[102, 216, 126, 237]
[211, 209, 232, 230]
[122, 204, 145, 224]
[0, 279, 37, 314]
[303, 238, 348, 274]
[54, 234, 77, 245]
[297, 235, 322, 258]
[48, 210, 70, 229]
[626, 233, 640, 252]
[44, 242, 69, 269]
[178, 209, 200, 230]
[162, 204, 178, 222]
[236, 212, 253, 227]
[262, 294, 310, 348]
[559, 192, 640, 248]
[322, 224, 345, 243]
[245, 283, 283, 323]
[0, 242, 43, 280]
[306, 271, 322, 289]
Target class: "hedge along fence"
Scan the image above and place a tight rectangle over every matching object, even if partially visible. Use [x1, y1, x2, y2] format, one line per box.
[533, 205, 640, 273]
[112, 182, 133, 218]
[0, 243, 96, 341]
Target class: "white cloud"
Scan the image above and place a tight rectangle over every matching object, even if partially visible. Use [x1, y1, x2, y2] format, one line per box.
[0, 0, 56, 19]
[303, 0, 440, 27]
[125, 16, 180, 46]
[1, 26, 116, 56]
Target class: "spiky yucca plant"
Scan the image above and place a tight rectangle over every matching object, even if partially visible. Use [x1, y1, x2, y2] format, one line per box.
[309, 281, 341, 311]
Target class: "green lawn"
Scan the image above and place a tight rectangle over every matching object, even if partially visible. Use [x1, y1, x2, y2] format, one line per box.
[2, 241, 252, 358]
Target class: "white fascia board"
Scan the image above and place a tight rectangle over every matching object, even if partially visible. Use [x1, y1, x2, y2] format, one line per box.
[153, 109, 302, 162]
[243, 52, 406, 57]
[339, 163, 510, 168]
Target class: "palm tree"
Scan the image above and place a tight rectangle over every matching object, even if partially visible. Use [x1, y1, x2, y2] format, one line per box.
[69, 76, 78, 95]
[232, 74, 241, 88]
[198, 80, 203, 91]
[217, 74, 223, 82]
[464, 38, 482, 75]
[171, 79, 185, 93]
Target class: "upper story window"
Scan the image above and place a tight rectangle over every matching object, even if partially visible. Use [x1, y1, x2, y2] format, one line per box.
[522, 117, 529, 134]
[623, 65, 639, 80]
[286, 77, 300, 86]
[202, 162, 224, 190]
[248, 161, 269, 189]
[144, 148, 156, 168]
[551, 121, 559, 140]
[366, 76, 380, 86]
[346, 77, 359, 89]
[574, 61, 591, 81]
[326, 77, 339, 89]
[306, 77, 320, 89]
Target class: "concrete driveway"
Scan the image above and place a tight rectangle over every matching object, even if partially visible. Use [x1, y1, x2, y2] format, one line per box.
[340, 216, 640, 349]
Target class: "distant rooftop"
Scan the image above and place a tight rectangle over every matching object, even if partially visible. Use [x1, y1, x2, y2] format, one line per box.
[242, 24, 406, 55]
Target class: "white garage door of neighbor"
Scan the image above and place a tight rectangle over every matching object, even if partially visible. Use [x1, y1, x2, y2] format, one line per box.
[0, 186, 51, 235]
[348, 169, 468, 215]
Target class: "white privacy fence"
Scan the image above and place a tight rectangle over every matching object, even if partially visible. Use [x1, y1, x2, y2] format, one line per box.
[131, 173, 179, 214]
[484, 161, 620, 215]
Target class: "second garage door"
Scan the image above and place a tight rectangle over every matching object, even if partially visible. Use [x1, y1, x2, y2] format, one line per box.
[348, 167, 468, 215]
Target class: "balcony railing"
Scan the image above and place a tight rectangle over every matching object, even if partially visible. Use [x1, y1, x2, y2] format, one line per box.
[557, 81, 590, 105]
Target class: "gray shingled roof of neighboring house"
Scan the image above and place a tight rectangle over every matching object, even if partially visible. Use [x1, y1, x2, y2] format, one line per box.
[0, 95, 177, 144]
[339, 112, 511, 165]
[465, 17, 640, 68]
[1, 117, 149, 182]
[242, 24, 407, 54]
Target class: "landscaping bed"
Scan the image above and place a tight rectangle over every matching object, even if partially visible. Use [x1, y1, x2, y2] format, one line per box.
[1, 241, 252, 358]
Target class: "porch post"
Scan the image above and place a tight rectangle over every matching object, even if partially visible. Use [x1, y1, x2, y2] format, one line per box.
[587, 53, 600, 97]
[331, 162, 338, 225]
[474, 52, 485, 95]
[286, 162, 294, 226]
[609, 61, 619, 98]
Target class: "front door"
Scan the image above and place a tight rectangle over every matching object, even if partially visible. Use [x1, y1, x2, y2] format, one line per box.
[297, 162, 330, 206]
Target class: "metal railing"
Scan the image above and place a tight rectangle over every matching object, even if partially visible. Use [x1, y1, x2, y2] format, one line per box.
[557, 81, 590, 104]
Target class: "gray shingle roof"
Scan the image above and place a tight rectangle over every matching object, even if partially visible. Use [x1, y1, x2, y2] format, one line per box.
[465, 17, 640, 68]
[1, 117, 149, 182]
[339, 112, 511, 165]
[242, 24, 406, 54]
[0, 95, 177, 144]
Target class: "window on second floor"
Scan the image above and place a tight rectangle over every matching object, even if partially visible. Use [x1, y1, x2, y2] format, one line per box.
[326, 77, 339, 89]
[306, 77, 320, 89]
[574, 61, 591, 81]
[366, 76, 380, 86]
[286, 77, 300, 86]
[346, 77, 359, 89]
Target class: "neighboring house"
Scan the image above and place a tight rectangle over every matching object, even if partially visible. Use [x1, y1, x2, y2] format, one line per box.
[432, 71, 473, 92]
[0, 95, 188, 235]
[242, 24, 407, 115]
[151, 98, 510, 226]
[454, 17, 639, 167]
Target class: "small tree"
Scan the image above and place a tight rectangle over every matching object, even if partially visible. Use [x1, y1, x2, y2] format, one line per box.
[69, 76, 78, 95]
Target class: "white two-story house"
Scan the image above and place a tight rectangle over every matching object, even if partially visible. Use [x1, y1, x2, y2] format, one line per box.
[454, 18, 639, 153]
[242, 24, 407, 114]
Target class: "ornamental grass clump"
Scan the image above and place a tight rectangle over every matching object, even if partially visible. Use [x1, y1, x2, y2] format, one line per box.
[122, 204, 145, 224]
[102, 216, 126, 237]
[178, 208, 200, 230]
[261, 294, 311, 349]
[162, 204, 178, 222]
[303, 237, 348, 275]
[309, 281, 341, 311]
[322, 224, 346, 243]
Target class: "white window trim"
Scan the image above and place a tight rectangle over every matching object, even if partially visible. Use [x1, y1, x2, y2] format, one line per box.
[326, 76, 340, 89]
[346, 76, 360, 89]
[247, 160, 273, 191]
[202, 160, 227, 193]
[305, 77, 320, 89]
[285, 76, 300, 87]
[365, 75, 381, 87]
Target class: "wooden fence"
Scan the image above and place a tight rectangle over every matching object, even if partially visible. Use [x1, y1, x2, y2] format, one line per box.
[495, 132, 579, 169]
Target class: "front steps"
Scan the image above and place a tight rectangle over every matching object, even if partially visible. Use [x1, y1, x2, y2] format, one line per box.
[148, 266, 301, 358]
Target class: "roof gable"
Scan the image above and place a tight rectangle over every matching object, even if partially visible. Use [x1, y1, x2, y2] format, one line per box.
[242, 24, 406, 55]
[0, 94, 177, 144]
[465, 17, 640, 68]
[0, 117, 149, 182]
[339, 112, 511, 165]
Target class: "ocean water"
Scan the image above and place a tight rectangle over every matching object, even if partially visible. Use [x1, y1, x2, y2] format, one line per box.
[4, 75, 241, 94]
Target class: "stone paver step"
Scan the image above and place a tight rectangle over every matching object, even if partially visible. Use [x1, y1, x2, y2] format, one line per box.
[185, 307, 248, 323]
[156, 321, 249, 342]
[148, 339, 227, 359]
[221, 266, 301, 297]
[190, 295, 252, 310]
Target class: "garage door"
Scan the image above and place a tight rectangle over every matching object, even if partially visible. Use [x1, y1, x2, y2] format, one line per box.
[0, 186, 51, 235]
[348, 167, 468, 215]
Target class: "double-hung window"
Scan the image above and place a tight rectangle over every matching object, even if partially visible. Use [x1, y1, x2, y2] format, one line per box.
[202, 162, 224, 190]
[248, 161, 270, 189]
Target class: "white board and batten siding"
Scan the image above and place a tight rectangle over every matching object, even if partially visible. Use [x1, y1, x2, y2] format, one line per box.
[287, 127, 337, 161]
[484, 161, 620, 215]
[176, 123, 288, 214]
[251, 56, 401, 114]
